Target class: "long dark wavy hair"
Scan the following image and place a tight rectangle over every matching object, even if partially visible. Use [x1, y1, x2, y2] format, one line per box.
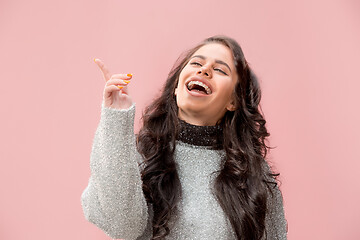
[137, 35, 278, 240]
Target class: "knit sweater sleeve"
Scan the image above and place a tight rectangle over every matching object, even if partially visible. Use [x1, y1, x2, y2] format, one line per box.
[81, 103, 150, 240]
[264, 182, 288, 240]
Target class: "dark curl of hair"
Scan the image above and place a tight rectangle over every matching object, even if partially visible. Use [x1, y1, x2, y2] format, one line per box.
[137, 35, 279, 240]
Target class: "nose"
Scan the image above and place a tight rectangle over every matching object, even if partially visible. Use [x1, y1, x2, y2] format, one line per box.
[197, 66, 211, 78]
[197, 65, 211, 77]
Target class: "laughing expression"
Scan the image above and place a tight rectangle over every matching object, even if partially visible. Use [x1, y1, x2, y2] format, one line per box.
[175, 43, 238, 126]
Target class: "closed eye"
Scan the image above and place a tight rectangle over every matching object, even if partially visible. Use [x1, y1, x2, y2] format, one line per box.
[214, 68, 228, 75]
[191, 61, 228, 75]
[190, 62, 202, 66]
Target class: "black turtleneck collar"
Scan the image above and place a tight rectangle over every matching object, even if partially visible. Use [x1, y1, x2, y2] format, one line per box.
[177, 119, 223, 149]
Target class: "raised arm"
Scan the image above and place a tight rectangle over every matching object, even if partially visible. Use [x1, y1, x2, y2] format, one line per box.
[81, 59, 149, 239]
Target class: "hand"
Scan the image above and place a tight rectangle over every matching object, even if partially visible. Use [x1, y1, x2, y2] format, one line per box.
[94, 58, 133, 110]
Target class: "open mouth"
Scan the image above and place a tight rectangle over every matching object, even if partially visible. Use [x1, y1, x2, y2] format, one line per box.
[186, 80, 212, 95]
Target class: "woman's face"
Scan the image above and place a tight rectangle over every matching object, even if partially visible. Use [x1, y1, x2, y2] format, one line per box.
[175, 43, 238, 126]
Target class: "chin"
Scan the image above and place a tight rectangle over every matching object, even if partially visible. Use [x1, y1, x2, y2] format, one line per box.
[177, 100, 207, 114]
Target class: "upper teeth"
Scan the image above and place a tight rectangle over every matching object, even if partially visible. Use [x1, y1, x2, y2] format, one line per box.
[187, 81, 212, 94]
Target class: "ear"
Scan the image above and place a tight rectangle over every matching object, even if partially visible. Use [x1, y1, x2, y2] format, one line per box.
[174, 87, 178, 96]
[226, 98, 236, 111]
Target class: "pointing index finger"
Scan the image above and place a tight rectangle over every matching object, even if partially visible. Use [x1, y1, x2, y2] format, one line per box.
[94, 58, 111, 82]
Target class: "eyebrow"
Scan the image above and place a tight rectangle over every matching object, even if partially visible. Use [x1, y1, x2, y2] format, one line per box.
[191, 55, 232, 73]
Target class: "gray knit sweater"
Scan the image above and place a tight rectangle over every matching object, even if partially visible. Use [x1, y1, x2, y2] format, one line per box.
[81, 104, 288, 240]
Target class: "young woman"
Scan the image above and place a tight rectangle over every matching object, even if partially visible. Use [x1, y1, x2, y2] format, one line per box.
[81, 35, 288, 240]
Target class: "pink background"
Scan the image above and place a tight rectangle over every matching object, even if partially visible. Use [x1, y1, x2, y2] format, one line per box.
[1, 0, 360, 239]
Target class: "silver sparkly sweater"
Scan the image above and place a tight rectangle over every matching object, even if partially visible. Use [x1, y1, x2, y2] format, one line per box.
[81, 104, 288, 240]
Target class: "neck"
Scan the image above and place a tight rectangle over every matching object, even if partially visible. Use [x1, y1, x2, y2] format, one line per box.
[178, 109, 219, 126]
